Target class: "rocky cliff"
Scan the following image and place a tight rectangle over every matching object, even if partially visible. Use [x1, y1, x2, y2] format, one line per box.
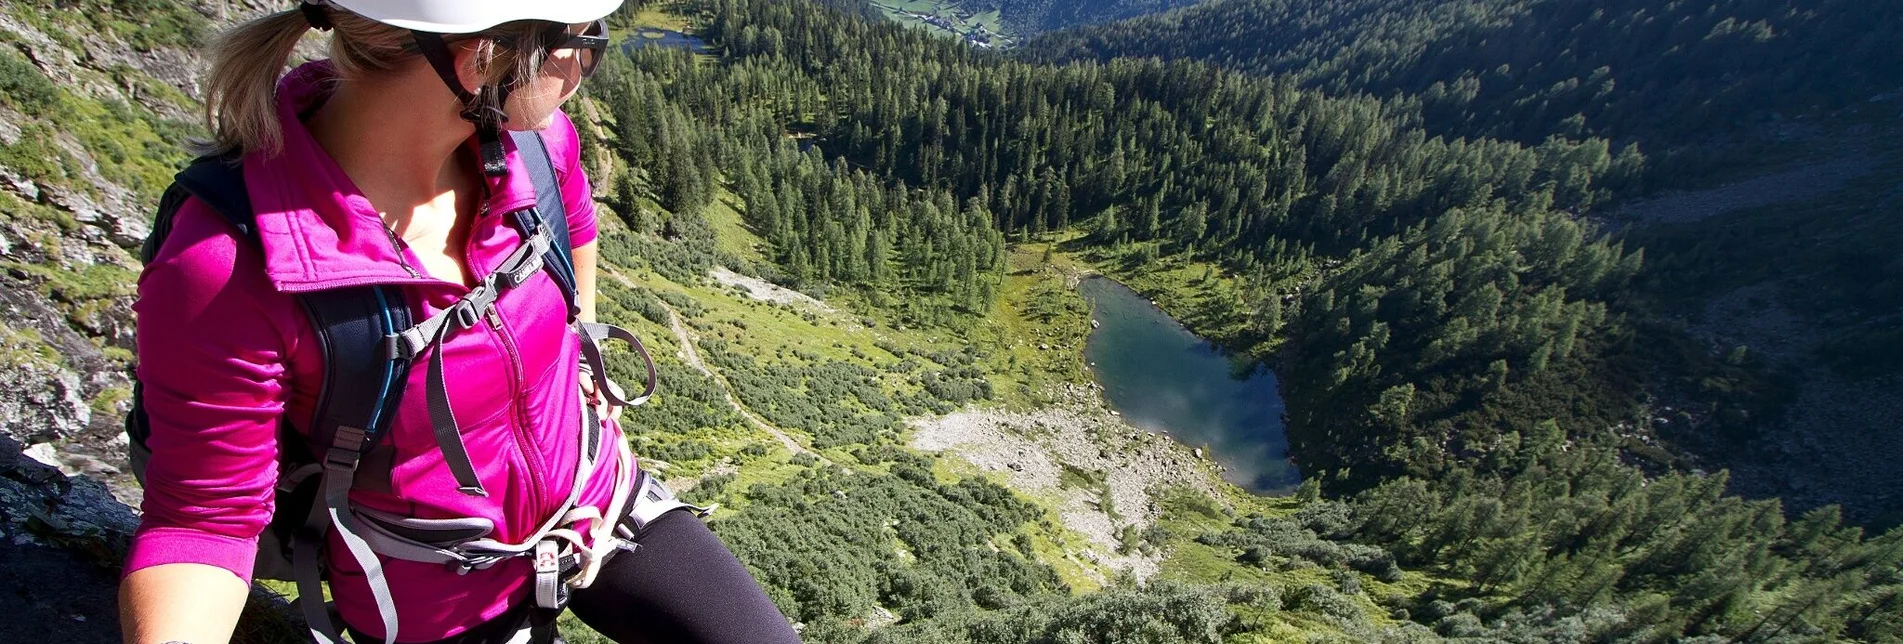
[0, 2, 296, 640]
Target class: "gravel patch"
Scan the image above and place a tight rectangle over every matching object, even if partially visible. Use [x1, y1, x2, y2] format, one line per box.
[1690, 283, 1903, 523]
[909, 384, 1229, 582]
[1613, 154, 1875, 227]
[710, 266, 835, 313]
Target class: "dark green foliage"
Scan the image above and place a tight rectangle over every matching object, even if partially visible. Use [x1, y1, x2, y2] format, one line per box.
[708, 0, 1633, 263]
[588, 40, 1007, 321]
[1195, 509, 1403, 583]
[1021, 0, 1903, 174]
[710, 466, 1061, 624]
[917, 367, 993, 405]
[1278, 205, 1643, 485]
[597, 198, 724, 282]
[818, 583, 1247, 644]
[594, 278, 747, 440]
[959, 0, 1203, 37]
[638, 437, 715, 463]
[701, 340, 910, 447]
[730, 135, 1006, 317]
[0, 49, 60, 116]
[592, 52, 720, 216]
[1350, 434, 1903, 640]
[575, 1, 1903, 640]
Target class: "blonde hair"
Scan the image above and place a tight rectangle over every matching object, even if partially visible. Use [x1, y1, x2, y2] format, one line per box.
[199, 5, 553, 157]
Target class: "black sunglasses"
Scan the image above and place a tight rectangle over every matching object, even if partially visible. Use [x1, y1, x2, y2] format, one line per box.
[541, 19, 609, 78]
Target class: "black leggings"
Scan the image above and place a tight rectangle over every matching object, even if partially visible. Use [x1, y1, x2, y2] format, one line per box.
[567, 509, 802, 643]
[348, 510, 801, 644]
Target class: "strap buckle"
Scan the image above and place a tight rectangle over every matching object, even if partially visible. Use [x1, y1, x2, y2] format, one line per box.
[450, 302, 484, 330]
[532, 541, 573, 610]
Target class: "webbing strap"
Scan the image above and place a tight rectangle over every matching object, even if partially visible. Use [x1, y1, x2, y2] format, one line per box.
[294, 480, 338, 644]
[345, 398, 640, 606]
[507, 131, 579, 322]
[388, 226, 549, 359]
[352, 401, 608, 571]
[577, 322, 657, 408]
[384, 224, 554, 496]
[327, 440, 402, 644]
[425, 309, 487, 496]
[298, 428, 401, 644]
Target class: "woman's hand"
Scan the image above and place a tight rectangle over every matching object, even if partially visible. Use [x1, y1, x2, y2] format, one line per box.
[580, 364, 624, 422]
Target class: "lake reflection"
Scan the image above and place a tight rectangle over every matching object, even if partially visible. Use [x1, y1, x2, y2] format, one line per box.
[1080, 276, 1300, 493]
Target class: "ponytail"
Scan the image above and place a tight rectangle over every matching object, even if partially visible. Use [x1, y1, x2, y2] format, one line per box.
[195, 6, 556, 158]
[198, 10, 313, 157]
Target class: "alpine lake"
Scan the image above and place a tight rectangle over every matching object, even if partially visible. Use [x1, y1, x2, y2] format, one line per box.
[1079, 276, 1301, 494]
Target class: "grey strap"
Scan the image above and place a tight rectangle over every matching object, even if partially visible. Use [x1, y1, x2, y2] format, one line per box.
[384, 225, 553, 497]
[299, 427, 402, 644]
[350, 368, 610, 573]
[295, 481, 343, 644]
[350, 507, 499, 571]
[425, 307, 487, 496]
[387, 225, 550, 359]
[577, 322, 656, 408]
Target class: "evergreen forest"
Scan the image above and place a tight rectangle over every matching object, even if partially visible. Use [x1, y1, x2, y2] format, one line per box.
[1019, 0, 1903, 179]
[0, 0, 1898, 641]
[572, 0, 1903, 639]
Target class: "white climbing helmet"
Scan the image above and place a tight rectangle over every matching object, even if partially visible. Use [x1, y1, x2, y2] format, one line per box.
[318, 0, 623, 33]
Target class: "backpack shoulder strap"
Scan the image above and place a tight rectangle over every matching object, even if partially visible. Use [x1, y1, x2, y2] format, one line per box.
[128, 155, 417, 643]
[142, 155, 252, 264]
[130, 155, 259, 462]
[136, 155, 414, 457]
[508, 129, 580, 321]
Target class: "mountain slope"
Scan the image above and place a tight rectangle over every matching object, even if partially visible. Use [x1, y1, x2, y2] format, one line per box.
[4, 0, 1901, 641]
[1019, 0, 1903, 171]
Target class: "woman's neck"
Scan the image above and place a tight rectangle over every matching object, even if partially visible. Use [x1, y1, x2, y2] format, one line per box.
[304, 70, 481, 233]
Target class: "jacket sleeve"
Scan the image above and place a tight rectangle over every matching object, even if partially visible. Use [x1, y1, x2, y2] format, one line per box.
[545, 108, 600, 248]
[123, 199, 298, 584]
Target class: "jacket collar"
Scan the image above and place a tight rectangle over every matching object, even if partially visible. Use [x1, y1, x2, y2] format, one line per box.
[243, 61, 540, 294]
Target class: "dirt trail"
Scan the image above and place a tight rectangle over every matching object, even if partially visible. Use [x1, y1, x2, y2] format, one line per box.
[605, 270, 821, 461]
[660, 300, 823, 461]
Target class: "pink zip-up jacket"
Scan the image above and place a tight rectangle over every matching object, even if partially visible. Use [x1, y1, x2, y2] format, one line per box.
[126, 62, 626, 641]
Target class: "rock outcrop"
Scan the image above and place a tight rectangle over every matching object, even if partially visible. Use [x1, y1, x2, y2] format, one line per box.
[0, 434, 133, 643]
[0, 4, 303, 640]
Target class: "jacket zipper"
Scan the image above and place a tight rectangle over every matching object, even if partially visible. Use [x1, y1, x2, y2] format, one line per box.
[381, 223, 423, 279]
[466, 203, 551, 518]
[492, 306, 549, 515]
[383, 201, 554, 524]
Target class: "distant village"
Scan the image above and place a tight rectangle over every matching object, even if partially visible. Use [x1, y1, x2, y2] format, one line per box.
[871, 1, 1008, 48]
[901, 10, 1001, 47]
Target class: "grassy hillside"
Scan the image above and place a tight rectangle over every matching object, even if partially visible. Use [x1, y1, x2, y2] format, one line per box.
[5, 1, 1899, 642]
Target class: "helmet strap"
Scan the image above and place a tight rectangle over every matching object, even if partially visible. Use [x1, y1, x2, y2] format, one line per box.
[411, 31, 516, 177]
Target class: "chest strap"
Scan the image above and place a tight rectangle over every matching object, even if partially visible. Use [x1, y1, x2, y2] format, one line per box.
[384, 217, 556, 496]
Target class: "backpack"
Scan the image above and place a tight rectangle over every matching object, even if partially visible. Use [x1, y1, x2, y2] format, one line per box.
[127, 131, 680, 644]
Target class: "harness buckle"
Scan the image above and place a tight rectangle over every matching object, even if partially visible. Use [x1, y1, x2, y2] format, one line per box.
[532, 540, 572, 610]
[450, 302, 482, 330]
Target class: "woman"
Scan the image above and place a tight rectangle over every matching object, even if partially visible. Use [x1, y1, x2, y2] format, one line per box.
[117, 1, 800, 643]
